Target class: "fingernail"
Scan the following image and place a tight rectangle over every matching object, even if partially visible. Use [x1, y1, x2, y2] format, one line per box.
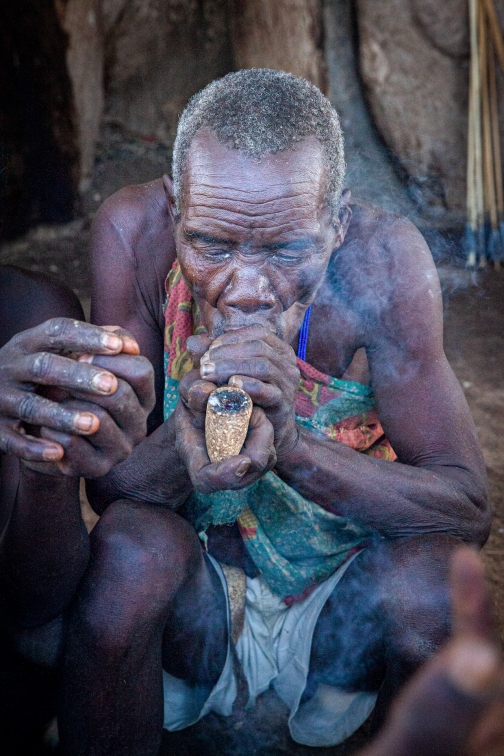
[200, 363, 215, 378]
[229, 376, 243, 388]
[447, 639, 500, 695]
[42, 445, 62, 461]
[91, 372, 116, 393]
[122, 337, 140, 354]
[235, 461, 250, 477]
[74, 413, 96, 432]
[201, 351, 211, 364]
[102, 333, 122, 350]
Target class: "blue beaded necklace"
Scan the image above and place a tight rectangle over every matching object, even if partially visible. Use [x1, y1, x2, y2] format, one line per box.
[296, 304, 312, 361]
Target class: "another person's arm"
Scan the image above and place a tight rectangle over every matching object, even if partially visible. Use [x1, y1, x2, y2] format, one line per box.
[0, 317, 154, 625]
[358, 548, 504, 756]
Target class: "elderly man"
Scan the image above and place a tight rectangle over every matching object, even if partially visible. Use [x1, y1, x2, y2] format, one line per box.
[80, 68, 489, 753]
[0, 70, 490, 755]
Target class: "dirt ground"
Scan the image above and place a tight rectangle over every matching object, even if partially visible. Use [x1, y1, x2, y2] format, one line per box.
[442, 269, 504, 639]
[1, 129, 504, 755]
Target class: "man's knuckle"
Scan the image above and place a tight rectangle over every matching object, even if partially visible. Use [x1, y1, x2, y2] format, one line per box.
[116, 438, 134, 463]
[135, 367, 155, 395]
[288, 364, 301, 383]
[89, 459, 110, 478]
[31, 352, 55, 380]
[250, 339, 266, 354]
[18, 393, 41, 422]
[46, 317, 70, 341]
[108, 380, 128, 405]
[136, 356, 154, 379]
[2, 433, 18, 456]
[253, 358, 270, 377]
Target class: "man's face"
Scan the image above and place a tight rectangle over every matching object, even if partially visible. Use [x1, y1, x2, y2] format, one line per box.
[174, 128, 341, 342]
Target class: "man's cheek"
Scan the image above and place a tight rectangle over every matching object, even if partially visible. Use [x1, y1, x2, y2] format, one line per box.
[299, 261, 330, 303]
[177, 247, 207, 292]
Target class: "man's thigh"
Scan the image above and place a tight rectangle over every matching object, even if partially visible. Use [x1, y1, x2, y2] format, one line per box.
[308, 534, 457, 693]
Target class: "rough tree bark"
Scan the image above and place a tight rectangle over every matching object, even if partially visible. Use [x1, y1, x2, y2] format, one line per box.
[228, 0, 327, 93]
[103, 0, 233, 145]
[55, 0, 105, 191]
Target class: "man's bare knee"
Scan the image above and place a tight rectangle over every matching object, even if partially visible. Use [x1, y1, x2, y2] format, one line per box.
[78, 500, 203, 654]
[93, 499, 202, 574]
[377, 535, 459, 663]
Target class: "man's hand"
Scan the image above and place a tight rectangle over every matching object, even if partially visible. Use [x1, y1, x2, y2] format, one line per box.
[0, 318, 155, 477]
[360, 548, 504, 756]
[175, 334, 277, 493]
[188, 325, 301, 464]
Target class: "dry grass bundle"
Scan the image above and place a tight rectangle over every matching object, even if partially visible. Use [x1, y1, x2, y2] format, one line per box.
[465, 0, 504, 268]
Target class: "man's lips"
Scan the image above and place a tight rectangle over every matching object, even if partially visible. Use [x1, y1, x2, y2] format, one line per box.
[221, 321, 278, 333]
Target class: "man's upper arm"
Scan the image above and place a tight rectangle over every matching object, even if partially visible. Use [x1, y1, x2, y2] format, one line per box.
[90, 185, 175, 429]
[365, 219, 488, 507]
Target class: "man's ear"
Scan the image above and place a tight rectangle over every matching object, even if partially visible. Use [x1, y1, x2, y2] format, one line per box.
[333, 188, 352, 247]
[162, 174, 178, 223]
[338, 188, 352, 235]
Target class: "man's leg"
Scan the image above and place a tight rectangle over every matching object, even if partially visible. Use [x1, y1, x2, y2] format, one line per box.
[308, 534, 457, 730]
[0, 608, 62, 754]
[59, 499, 228, 756]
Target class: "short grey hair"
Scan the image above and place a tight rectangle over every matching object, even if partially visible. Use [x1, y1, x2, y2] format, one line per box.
[172, 69, 345, 222]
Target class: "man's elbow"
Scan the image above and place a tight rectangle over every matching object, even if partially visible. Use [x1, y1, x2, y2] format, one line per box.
[459, 490, 492, 547]
[444, 467, 491, 546]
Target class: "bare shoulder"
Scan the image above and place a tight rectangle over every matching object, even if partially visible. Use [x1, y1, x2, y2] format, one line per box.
[91, 176, 177, 332]
[92, 177, 176, 272]
[331, 202, 440, 312]
[339, 200, 437, 288]
[331, 201, 441, 340]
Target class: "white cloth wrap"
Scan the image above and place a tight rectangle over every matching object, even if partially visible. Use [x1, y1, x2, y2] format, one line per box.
[163, 553, 377, 747]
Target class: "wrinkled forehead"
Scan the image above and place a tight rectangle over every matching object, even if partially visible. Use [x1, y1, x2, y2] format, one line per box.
[181, 128, 327, 211]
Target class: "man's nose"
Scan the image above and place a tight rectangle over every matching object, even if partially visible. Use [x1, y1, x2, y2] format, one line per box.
[222, 266, 276, 314]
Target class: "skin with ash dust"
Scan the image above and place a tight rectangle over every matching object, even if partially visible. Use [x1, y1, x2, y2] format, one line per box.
[0, 125, 492, 756]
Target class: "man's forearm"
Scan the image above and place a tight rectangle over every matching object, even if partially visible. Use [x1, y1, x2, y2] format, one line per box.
[277, 426, 490, 543]
[0, 467, 89, 625]
[86, 414, 193, 512]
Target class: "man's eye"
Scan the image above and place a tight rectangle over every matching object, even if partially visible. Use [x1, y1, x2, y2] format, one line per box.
[270, 253, 302, 265]
[203, 249, 232, 260]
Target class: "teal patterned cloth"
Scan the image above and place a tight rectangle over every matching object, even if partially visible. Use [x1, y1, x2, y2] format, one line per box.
[163, 352, 377, 601]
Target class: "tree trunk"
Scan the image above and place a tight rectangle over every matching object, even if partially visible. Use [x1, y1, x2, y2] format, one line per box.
[56, 0, 105, 191]
[228, 0, 327, 93]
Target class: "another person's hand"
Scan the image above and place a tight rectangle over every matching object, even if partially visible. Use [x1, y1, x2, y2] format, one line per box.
[175, 336, 276, 493]
[360, 547, 504, 756]
[0, 318, 155, 477]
